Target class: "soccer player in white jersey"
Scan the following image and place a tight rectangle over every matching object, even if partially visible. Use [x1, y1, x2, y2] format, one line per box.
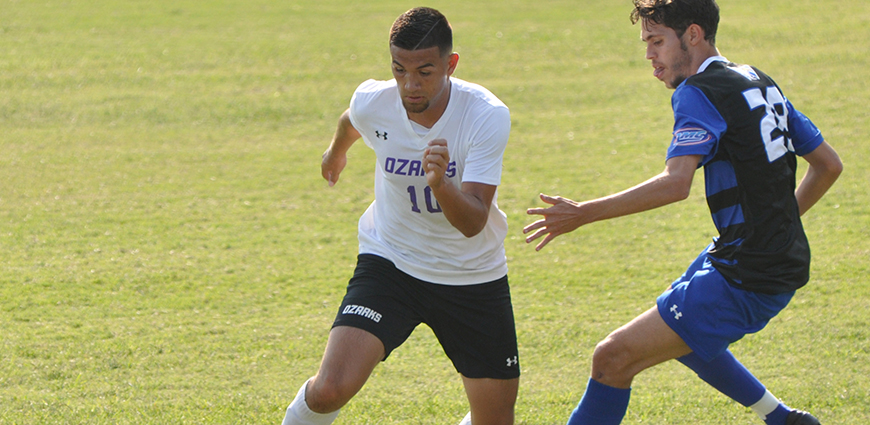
[281, 7, 518, 425]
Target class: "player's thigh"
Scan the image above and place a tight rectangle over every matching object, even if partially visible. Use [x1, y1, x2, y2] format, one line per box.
[332, 254, 422, 359]
[426, 275, 520, 380]
[594, 307, 692, 384]
[657, 261, 793, 361]
[461, 376, 518, 425]
[312, 326, 385, 397]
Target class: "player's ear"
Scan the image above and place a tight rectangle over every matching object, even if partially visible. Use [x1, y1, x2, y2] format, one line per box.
[446, 52, 459, 76]
[687, 23, 705, 46]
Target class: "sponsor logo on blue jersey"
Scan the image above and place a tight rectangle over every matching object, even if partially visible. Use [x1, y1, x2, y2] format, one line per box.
[672, 127, 713, 146]
[729, 64, 760, 81]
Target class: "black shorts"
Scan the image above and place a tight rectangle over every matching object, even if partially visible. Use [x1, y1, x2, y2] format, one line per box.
[332, 254, 520, 380]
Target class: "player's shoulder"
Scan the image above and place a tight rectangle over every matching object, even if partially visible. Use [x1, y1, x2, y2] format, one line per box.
[687, 61, 776, 92]
[451, 77, 508, 111]
[350, 79, 398, 114]
[352, 79, 397, 101]
[354, 78, 396, 94]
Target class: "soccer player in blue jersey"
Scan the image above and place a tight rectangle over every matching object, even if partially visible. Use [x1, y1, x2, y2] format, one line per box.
[523, 1, 842, 424]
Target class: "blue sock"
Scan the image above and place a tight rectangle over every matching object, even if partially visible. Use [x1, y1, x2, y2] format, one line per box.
[566, 378, 631, 425]
[677, 350, 793, 425]
[677, 350, 765, 406]
[763, 404, 792, 425]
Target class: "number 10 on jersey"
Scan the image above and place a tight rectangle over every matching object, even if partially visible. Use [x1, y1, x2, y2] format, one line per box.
[407, 185, 442, 213]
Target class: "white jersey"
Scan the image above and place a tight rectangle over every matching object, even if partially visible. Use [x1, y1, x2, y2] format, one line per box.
[348, 77, 510, 285]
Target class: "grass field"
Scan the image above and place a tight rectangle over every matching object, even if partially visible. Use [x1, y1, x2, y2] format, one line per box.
[1, 0, 868, 424]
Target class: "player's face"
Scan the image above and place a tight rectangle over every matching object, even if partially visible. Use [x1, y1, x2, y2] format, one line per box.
[390, 45, 458, 118]
[641, 21, 692, 89]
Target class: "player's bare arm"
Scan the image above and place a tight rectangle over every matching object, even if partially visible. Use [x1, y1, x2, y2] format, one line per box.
[424, 138, 495, 238]
[795, 140, 842, 216]
[322, 108, 362, 187]
[523, 154, 702, 251]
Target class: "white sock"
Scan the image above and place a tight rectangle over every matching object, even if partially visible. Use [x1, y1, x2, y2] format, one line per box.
[282, 379, 340, 425]
[749, 389, 779, 420]
[457, 412, 472, 425]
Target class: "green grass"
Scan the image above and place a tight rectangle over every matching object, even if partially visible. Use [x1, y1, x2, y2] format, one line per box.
[1, 0, 868, 424]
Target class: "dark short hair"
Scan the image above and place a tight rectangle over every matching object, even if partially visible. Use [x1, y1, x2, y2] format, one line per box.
[630, 0, 719, 44]
[390, 7, 453, 57]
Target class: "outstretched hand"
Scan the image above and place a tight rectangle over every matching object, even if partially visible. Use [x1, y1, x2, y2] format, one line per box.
[523, 193, 587, 251]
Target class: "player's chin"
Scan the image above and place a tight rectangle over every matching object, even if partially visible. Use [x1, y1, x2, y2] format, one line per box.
[666, 75, 687, 89]
[402, 100, 429, 114]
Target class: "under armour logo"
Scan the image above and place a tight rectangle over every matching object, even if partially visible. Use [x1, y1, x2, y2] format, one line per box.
[375, 130, 388, 140]
[506, 356, 518, 367]
[670, 304, 683, 320]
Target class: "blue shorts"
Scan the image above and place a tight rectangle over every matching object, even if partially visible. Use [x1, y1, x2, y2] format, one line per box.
[656, 248, 795, 361]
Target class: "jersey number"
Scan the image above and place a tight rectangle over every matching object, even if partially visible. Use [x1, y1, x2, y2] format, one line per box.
[742, 86, 794, 162]
[407, 185, 442, 214]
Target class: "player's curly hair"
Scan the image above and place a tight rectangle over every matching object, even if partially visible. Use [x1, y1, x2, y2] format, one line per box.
[630, 0, 719, 45]
[390, 7, 453, 57]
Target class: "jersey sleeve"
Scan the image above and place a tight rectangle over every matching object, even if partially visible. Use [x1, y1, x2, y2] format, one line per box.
[348, 79, 380, 148]
[667, 84, 727, 166]
[460, 105, 510, 186]
[786, 99, 824, 156]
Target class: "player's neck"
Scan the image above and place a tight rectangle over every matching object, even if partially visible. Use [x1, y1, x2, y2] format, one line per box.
[691, 46, 722, 75]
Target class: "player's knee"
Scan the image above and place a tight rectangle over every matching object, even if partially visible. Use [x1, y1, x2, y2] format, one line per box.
[305, 376, 354, 413]
[591, 337, 621, 371]
[590, 337, 634, 386]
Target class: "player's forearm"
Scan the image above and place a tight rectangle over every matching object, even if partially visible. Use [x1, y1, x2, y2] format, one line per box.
[796, 141, 842, 216]
[586, 153, 700, 222]
[328, 109, 361, 155]
[430, 182, 490, 238]
[587, 171, 691, 223]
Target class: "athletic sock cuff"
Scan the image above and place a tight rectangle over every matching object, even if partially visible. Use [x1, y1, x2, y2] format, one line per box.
[749, 390, 780, 419]
[580, 378, 631, 419]
[284, 379, 340, 425]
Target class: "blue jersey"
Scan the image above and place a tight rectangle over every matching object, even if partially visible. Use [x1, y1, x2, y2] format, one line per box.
[667, 59, 824, 294]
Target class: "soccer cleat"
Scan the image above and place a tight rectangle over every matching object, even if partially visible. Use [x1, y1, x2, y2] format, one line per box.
[785, 410, 821, 425]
